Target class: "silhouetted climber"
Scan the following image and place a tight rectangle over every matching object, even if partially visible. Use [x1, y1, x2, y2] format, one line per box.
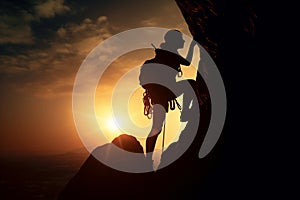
[139, 30, 197, 168]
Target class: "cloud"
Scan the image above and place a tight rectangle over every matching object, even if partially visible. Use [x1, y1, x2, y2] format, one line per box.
[0, 25, 33, 44]
[55, 16, 111, 56]
[34, 0, 70, 18]
[0, 0, 70, 45]
[0, 0, 188, 99]
[0, 10, 34, 44]
[97, 16, 108, 23]
[56, 27, 67, 38]
[140, 18, 159, 27]
[0, 15, 112, 98]
[58, 16, 110, 38]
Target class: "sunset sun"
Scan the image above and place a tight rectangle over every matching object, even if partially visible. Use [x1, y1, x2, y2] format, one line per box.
[107, 118, 119, 132]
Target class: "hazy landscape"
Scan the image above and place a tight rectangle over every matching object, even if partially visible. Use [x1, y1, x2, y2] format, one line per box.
[0, 149, 89, 200]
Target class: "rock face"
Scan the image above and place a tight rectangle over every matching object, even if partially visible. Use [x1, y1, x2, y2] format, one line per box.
[175, 0, 257, 66]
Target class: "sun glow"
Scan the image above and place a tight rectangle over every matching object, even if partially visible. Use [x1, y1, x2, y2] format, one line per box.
[107, 118, 119, 132]
[96, 116, 123, 142]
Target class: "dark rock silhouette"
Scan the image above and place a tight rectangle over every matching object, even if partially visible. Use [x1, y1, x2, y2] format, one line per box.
[111, 134, 144, 153]
[58, 129, 217, 200]
[58, 134, 151, 199]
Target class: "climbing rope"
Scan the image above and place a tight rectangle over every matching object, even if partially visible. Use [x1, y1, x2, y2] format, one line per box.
[143, 90, 152, 119]
[162, 120, 166, 152]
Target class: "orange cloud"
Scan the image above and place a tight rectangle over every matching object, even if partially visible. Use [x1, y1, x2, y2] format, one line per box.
[34, 0, 70, 18]
[0, 10, 34, 44]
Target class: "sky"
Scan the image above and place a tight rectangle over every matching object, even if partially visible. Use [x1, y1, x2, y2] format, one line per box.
[0, 0, 199, 155]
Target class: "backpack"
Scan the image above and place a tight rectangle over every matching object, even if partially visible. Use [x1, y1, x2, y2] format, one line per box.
[139, 48, 182, 118]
